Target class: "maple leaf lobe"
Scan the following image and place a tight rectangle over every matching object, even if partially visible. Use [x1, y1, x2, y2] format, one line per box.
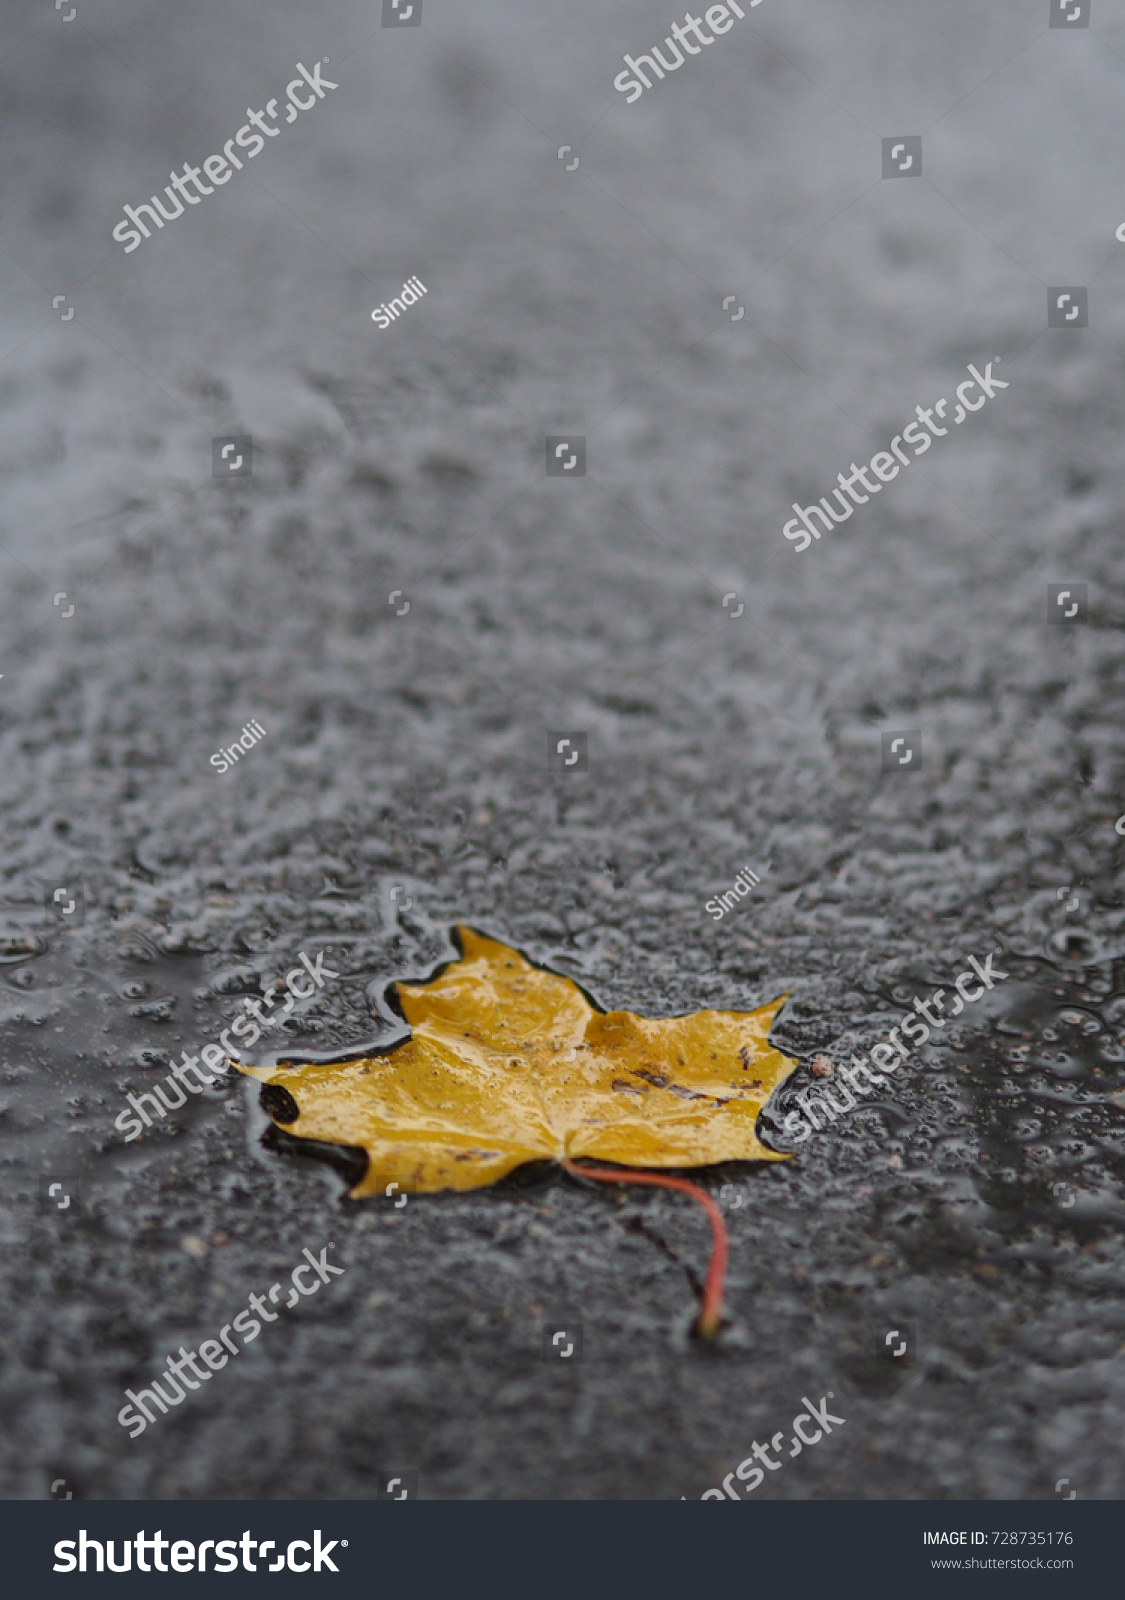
[239, 926, 796, 1197]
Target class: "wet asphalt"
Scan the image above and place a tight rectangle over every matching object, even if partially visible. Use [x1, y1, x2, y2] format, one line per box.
[1, 0, 1125, 1499]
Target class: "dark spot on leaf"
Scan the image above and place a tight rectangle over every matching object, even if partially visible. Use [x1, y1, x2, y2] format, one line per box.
[630, 1068, 670, 1089]
[628, 1067, 708, 1102]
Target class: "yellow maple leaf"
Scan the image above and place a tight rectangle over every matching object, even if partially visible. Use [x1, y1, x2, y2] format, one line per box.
[239, 926, 796, 1198]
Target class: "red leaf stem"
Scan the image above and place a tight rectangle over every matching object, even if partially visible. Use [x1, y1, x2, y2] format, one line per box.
[561, 1160, 729, 1338]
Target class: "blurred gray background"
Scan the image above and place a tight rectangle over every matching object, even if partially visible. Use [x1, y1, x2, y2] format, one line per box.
[2, 0, 1125, 1500]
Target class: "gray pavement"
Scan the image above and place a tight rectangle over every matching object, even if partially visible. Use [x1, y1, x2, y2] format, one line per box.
[1, 0, 1125, 1500]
